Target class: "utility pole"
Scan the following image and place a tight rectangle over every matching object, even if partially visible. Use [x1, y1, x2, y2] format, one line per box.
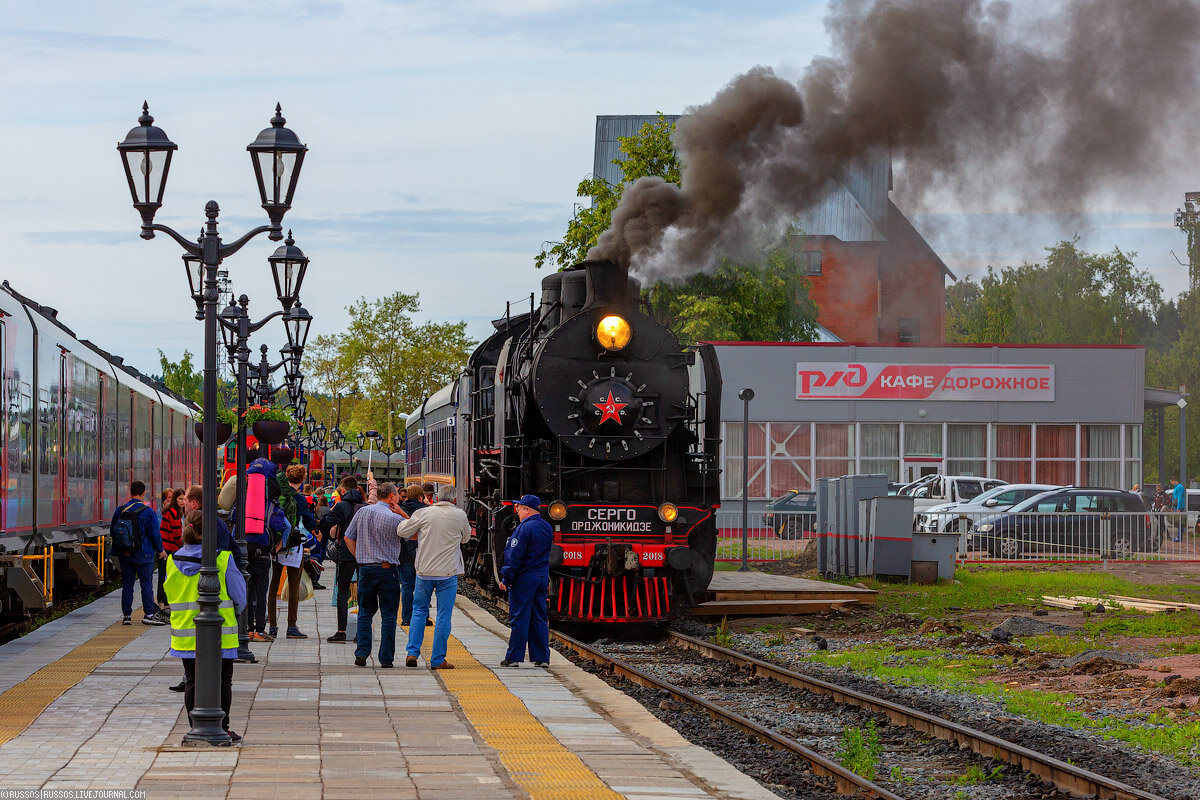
[1174, 192, 1200, 290]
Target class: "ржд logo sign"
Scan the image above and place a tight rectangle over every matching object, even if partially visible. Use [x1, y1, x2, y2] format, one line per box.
[796, 362, 1054, 401]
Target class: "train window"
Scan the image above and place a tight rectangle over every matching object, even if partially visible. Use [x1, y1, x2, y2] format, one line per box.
[14, 384, 31, 475]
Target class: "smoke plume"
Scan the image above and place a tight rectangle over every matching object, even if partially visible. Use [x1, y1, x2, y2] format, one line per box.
[589, 0, 1200, 280]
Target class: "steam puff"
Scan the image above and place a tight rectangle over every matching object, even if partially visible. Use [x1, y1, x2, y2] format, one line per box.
[589, 0, 1200, 280]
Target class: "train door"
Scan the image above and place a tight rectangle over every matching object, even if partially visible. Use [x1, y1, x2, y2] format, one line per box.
[56, 351, 68, 525]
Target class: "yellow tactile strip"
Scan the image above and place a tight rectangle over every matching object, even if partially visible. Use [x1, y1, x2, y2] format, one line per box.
[428, 635, 624, 800]
[0, 613, 147, 746]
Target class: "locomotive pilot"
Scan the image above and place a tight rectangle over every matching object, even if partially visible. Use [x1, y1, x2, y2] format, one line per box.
[498, 495, 554, 667]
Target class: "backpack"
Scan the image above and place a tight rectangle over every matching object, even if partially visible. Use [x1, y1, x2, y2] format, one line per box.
[327, 500, 365, 562]
[111, 501, 145, 556]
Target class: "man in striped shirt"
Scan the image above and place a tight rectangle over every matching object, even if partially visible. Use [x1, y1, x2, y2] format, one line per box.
[344, 482, 409, 668]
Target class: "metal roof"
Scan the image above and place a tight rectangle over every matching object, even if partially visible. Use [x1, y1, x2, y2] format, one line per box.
[593, 115, 679, 189]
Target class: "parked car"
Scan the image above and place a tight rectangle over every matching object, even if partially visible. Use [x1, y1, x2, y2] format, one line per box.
[901, 474, 1008, 513]
[971, 488, 1156, 559]
[762, 490, 817, 539]
[915, 483, 1060, 532]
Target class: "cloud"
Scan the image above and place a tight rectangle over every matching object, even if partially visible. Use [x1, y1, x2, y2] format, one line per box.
[0, 29, 181, 56]
[295, 204, 569, 252]
[23, 230, 137, 246]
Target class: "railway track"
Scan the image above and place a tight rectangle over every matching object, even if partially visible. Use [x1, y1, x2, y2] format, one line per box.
[551, 629, 1169, 800]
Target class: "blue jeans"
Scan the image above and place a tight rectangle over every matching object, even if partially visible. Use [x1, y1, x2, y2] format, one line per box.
[119, 556, 156, 618]
[406, 576, 457, 667]
[505, 573, 550, 664]
[399, 560, 416, 625]
[355, 564, 400, 665]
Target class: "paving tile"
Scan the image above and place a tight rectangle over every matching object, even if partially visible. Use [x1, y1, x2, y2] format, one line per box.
[0, 582, 779, 798]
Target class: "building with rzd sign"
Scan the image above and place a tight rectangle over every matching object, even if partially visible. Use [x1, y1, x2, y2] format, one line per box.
[709, 342, 1151, 516]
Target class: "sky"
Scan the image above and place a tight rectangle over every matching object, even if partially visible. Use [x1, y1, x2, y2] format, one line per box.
[0, 0, 1193, 383]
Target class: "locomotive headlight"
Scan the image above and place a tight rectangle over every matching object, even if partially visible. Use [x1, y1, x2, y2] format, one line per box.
[548, 501, 567, 520]
[596, 315, 632, 351]
[658, 503, 678, 523]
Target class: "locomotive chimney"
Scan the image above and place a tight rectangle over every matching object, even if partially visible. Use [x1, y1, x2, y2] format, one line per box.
[580, 259, 633, 310]
[538, 272, 563, 330]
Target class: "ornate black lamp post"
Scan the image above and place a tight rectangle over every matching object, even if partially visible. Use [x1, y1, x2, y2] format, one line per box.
[329, 427, 345, 483]
[339, 431, 363, 479]
[219, 296, 311, 662]
[117, 102, 307, 746]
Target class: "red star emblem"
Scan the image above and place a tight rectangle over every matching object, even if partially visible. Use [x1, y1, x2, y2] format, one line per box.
[593, 391, 627, 425]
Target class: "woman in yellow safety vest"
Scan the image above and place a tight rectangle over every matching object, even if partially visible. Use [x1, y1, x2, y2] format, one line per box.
[165, 510, 248, 743]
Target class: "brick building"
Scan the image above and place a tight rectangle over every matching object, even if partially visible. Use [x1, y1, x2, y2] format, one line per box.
[594, 115, 953, 343]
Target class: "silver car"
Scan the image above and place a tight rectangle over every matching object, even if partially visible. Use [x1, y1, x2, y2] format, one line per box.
[915, 483, 1060, 532]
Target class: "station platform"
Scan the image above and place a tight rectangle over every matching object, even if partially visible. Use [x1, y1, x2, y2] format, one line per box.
[0, 587, 778, 800]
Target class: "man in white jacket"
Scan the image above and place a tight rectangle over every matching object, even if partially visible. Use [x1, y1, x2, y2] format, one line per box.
[396, 484, 470, 669]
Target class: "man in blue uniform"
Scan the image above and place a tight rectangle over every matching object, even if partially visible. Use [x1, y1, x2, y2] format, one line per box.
[499, 495, 553, 668]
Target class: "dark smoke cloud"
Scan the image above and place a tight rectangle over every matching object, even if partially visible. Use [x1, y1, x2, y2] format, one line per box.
[589, 0, 1200, 281]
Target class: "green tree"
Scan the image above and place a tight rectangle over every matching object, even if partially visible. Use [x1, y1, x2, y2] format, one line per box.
[302, 333, 361, 432]
[648, 248, 818, 344]
[1144, 288, 1200, 483]
[332, 292, 474, 442]
[157, 349, 203, 405]
[946, 240, 1163, 345]
[536, 114, 679, 272]
[538, 113, 818, 343]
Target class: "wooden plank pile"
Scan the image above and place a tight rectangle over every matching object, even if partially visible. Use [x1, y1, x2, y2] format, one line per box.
[1041, 595, 1200, 613]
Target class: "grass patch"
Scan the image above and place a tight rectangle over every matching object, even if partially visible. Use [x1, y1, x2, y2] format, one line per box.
[1081, 607, 1200, 638]
[712, 617, 734, 648]
[838, 720, 882, 780]
[1017, 633, 1104, 657]
[1156, 640, 1200, 655]
[953, 765, 1004, 784]
[865, 566, 1200, 618]
[793, 640, 1200, 766]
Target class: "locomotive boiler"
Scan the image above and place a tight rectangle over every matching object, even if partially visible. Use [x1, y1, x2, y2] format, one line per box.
[405, 259, 722, 623]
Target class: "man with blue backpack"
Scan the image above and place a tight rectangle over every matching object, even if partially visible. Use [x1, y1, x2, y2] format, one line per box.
[110, 480, 166, 626]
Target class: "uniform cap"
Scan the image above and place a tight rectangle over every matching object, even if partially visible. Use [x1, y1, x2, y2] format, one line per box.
[514, 494, 541, 510]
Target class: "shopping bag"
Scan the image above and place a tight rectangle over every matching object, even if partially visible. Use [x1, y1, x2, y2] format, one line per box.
[297, 570, 314, 602]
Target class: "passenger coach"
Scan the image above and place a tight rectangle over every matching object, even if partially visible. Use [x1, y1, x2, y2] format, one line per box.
[0, 282, 199, 615]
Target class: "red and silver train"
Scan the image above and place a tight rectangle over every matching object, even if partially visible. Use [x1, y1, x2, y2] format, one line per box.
[0, 282, 200, 616]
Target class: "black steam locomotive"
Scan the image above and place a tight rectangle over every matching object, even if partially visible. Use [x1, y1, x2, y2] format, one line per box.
[405, 260, 722, 622]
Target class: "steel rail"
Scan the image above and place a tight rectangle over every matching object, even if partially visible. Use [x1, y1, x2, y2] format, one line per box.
[667, 631, 1167, 800]
[551, 630, 904, 800]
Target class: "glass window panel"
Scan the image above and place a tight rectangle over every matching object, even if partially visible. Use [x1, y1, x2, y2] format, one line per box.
[1126, 459, 1142, 489]
[1080, 460, 1121, 488]
[904, 423, 942, 457]
[947, 424, 986, 459]
[724, 422, 768, 499]
[860, 458, 899, 481]
[946, 458, 986, 477]
[768, 423, 810, 457]
[815, 423, 854, 458]
[1126, 425, 1141, 457]
[1036, 425, 1075, 459]
[1036, 460, 1075, 485]
[815, 459, 852, 480]
[995, 460, 1031, 483]
[1082, 425, 1119, 459]
[860, 424, 898, 458]
[770, 459, 811, 495]
[993, 425, 1031, 459]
